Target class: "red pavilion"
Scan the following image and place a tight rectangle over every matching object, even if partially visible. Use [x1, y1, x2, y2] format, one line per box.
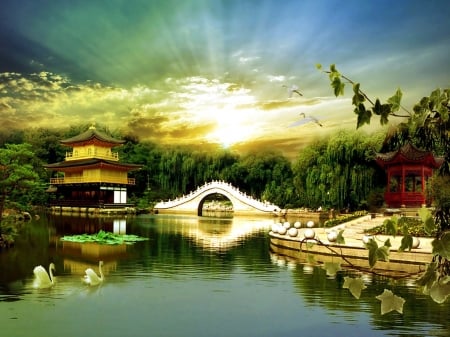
[375, 142, 444, 208]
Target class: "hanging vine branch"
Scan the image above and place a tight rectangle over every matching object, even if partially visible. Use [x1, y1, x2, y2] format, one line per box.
[316, 64, 412, 128]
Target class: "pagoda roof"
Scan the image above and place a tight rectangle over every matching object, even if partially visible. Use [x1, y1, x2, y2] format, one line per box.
[44, 158, 142, 171]
[61, 126, 125, 145]
[375, 142, 444, 168]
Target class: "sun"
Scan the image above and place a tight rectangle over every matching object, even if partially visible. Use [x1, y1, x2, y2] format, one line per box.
[208, 123, 257, 148]
[205, 106, 260, 147]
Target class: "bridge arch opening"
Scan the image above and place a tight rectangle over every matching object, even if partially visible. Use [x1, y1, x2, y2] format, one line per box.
[198, 193, 233, 217]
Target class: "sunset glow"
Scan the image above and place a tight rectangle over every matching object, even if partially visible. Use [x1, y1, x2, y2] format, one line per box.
[1, 0, 449, 157]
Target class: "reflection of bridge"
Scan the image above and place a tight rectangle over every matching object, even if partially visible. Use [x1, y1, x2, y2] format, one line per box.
[154, 181, 281, 216]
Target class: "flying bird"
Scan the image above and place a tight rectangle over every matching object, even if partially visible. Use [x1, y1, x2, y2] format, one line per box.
[83, 261, 104, 286]
[289, 112, 323, 127]
[282, 84, 303, 98]
[33, 263, 56, 289]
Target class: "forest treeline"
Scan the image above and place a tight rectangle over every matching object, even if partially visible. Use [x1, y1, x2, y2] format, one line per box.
[0, 124, 387, 212]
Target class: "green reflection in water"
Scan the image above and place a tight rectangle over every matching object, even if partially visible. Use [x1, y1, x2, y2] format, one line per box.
[0, 213, 449, 337]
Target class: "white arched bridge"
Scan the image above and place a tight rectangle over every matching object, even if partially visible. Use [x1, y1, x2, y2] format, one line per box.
[154, 181, 281, 216]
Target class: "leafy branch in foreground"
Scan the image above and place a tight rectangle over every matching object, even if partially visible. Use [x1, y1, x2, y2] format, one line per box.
[316, 63, 411, 128]
[318, 63, 450, 303]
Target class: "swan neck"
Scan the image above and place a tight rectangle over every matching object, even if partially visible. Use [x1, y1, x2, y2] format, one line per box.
[99, 262, 104, 280]
[49, 264, 54, 283]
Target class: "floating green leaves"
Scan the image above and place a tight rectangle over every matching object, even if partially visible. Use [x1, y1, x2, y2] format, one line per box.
[376, 289, 405, 315]
[343, 276, 367, 299]
[61, 230, 149, 245]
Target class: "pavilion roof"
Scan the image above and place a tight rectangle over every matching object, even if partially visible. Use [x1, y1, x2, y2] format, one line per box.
[60, 126, 125, 145]
[44, 158, 142, 171]
[375, 142, 444, 168]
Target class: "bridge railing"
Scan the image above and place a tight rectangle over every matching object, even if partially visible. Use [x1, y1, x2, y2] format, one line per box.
[154, 180, 280, 212]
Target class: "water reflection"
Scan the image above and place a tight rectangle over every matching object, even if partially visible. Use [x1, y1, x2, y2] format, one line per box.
[1, 213, 450, 337]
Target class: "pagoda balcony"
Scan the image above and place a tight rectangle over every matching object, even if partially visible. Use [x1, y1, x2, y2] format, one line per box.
[49, 177, 136, 185]
[65, 151, 119, 161]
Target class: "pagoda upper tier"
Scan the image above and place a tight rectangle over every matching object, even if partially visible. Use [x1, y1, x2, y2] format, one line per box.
[61, 126, 125, 162]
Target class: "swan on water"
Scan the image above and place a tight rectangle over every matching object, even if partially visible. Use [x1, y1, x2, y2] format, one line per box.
[33, 263, 56, 289]
[83, 261, 104, 286]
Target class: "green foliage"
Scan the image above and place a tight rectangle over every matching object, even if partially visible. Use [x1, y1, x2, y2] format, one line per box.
[292, 130, 384, 211]
[387, 88, 402, 113]
[343, 276, 367, 299]
[323, 211, 368, 227]
[365, 237, 390, 268]
[317, 63, 410, 129]
[376, 289, 406, 315]
[60, 230, 148, 245]
[383, 217, 398, 236]
[0, 143, 44, 215]
[399, 234, 413, 252]
[432, 232, 450, 259]
[416, 262, 438, 289]
[367, 216, 435, 237]
[0, 216, 19, 248]
[335, 230, 345, 244]
[418, 207, 436, 235]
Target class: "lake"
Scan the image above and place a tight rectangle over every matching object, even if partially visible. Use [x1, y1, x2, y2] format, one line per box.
[1, 213, 449, 337]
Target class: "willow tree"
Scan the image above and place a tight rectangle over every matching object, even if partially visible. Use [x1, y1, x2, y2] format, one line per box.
[293, 131, 384, 210]
[318, 63, 450, 298]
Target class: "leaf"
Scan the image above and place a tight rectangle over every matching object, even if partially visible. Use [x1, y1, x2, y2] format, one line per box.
[383, 218, 397, 236]
[322, 262, 341, 277]
[376, 289, 406, 315]
[399, 234, 413, 252]
[432, 232, 450, 259]
[387, 88, 402, 112]
[372, 99, 391, 125]
[429, 280, 450, 304]
[377, 245, 390, 262]
[366, 238, 390, 268]
[418, 208, 436, 235]
[336, 229, 345, 244]
[355, 103, 372, 128]
[416, 262, 438, 289]
[352, 83, 365, 106]
[343, 276, 367, 299]
[331, 77, 344, 96]
[366, 238, 379, 268]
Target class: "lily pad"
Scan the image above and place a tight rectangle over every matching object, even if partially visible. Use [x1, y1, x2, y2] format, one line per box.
[61, 230, 148, 245]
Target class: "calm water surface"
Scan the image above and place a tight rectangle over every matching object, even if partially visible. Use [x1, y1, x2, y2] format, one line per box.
[1, 213, 449, 337]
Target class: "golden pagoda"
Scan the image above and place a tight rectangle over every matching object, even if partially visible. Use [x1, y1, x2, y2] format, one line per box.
[44, 126, 142, 213]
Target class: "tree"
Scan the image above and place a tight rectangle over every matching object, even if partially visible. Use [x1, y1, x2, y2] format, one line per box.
[0, 143, 42, 216]
[292, 131, 384, 211]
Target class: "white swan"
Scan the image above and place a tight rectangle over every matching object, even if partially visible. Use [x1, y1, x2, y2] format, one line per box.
[83, 261, 104, 286]
[33, 263, 56, 289]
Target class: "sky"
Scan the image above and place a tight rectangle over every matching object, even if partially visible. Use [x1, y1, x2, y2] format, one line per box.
[1, 0, 449, 158]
